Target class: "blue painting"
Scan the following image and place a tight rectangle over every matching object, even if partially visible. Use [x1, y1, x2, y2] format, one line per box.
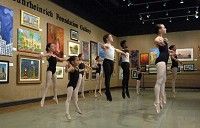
[0, 61, 9, 83]
[0, 5, 13, 56]
[150, 48, 160, 65]
[82, 41, 90, 61]
[130, 50, 139, 68]
[98, 42, 104, 59]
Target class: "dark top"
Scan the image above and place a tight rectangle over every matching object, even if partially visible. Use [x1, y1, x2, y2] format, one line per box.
[171, 55, 178, 68]
[96, 63, 102, 74]
[67, 68, 79, 90]
[136, 72, 142, 80]
[47, 56, 57, 74]
[155, 41, 169, 65]
[79, 62, 85, 69]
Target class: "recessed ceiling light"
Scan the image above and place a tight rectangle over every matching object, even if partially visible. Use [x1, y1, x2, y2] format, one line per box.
[180, 0, 184, 4]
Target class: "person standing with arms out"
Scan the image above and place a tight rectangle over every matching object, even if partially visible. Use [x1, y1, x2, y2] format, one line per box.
[78, 54, 92, 99]
[65, 56, 82, 120]
[136, 67, 142, 95]
[120, 40, 130, 99]
[102, 34, 126, 101]
[94, 56, 102, 97]
[169, 45, 182, 98]
[39, 43, 67, 107]
[153, 24, 174, 114]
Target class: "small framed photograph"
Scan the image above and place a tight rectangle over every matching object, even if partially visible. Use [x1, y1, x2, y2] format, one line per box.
[56, 66, 64, 79]
[183, 64, 194, 71]
[21, 10, 40, 30]
[131, 70, 138, 79]
[70, 29, 78, 41]
[68, 41, 80, 56]
[0, 60, 9, 83]
[141, 65, 146, 72]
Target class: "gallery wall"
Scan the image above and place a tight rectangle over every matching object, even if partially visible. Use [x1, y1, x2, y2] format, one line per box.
[0, 0, 120, 103]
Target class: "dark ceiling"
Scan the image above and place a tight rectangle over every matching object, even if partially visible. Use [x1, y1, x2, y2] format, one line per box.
[50, 0, 200, 36]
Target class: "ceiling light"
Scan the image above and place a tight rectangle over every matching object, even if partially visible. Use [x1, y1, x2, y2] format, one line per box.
[152, 21, 154, 24]
[146, 4, 149, 9]
[123, 0, 126, 1]
[142, 21, 145, 24]
[163, 1, 166, 7]
[195, 7, 199, 14]
[187, 8, 190, 13]
[180, 0, 184, 4]
[166, 12, 168, 16]
[169, 18, 172, 22]
[140, 17, 143, 20]
[187, 16, 189, 20]
[147, 14, 150, 18]
[195, 14, 199, 18]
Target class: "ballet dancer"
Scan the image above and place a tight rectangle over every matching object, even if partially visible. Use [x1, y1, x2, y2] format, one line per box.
[94, 56, 102, 97]
[39, 43, 67, 107]
[136, 67, 142, 95]
[102, 34, 126, 101]
[153, 24, 174, 113]
[169, 45, 182, 98]
[78, 54, 92, 99]
[65, 56, 82, 120]
[120, 40, 130, 99]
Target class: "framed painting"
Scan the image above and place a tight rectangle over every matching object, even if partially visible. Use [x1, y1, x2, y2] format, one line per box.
[183, 64, 194, 71]
[148, 67, 157, 74]
[47, 23, 64, 58]
[176, 48, 193, 61]
[0, 5, 13, 56]
[17, 28, 41, 54]
[82, 41, 90, 61]
[140, 53, 149, 65]
[70, 29, 78, 41]
[56, 66, 64, 79]
[98, 42, 105, 59]
[90, 41, 98, 68]
[150, 48, 160, 65]
[21, 10, 40, 31]
[130, 50, 139, 68]
[141, 65, 146, 72]
[91, 69, 96, 80]
[131, 70, 138, 79]
[0, 60, 9, 83]
[17, 54, 42, 84]
[68, 41, 79, 56]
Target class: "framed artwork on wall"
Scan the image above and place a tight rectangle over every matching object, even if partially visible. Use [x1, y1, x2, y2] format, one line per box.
[17, 28, 41, 54]
[148, 67, 157, 74]
[47, 23, 64, 58]
[17, 54, 42, 84]
[21, 10, 40, 31]
[131, 70, 138, 79]
[176, 48, 193, 61]
[56, 66, 64, 79]
[70, 29, 78, 41]
[140, 53, 149, 65]
[0, 60, 9, 83]
[141, 65, 146, 72]
[183, 64, 194, 71]
[98, 42, 105, 59]
[130, 50, 139, 68]
[150, 48, 160, 65]
[90, 41, 98, 68]
[82, 41, 90, 61]
[0, 5, 13, 56]
[68, 41, 79, 56]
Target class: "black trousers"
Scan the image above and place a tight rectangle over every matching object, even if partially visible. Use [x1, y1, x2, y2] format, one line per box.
[103, 59, 114, 93]
[121, 62, 130, 91]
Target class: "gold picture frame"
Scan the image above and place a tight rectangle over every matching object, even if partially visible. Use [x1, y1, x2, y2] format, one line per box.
[21, 10, 40, 31]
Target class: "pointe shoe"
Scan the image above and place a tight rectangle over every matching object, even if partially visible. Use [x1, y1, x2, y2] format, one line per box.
[94, 93, 97, 98]
[154, 102, 160, 114]
[65, 114, 72, 120]
[122, 91, 125, 99]
[40, 100, 44, 107]
[126, 91, 130, 98]
[98, 91, 102, 96]
[163, 95, 167, 104]
[75, 110, 83, 115]
[160, 101, 164, 109]
[173, 92, 176, 98]
[53, 97, 58, 104]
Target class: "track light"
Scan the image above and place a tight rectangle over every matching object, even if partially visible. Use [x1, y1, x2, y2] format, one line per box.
[152, 21, 154, 24]
[147, 13, 150, 18]
[140, 16, 143, 20]
[142, 21, 145, 24]
[187, 8, 191, 13]
[169, 18, 172, 22]
[163, 1, 166, 7]
[186, 16, 189, 20]
[166, 12, 168, 16]
[195, 14, 199, 18]
[146, 4, 149, 9]
[123, 0, 126, 1]
[180, 0, 184, 4]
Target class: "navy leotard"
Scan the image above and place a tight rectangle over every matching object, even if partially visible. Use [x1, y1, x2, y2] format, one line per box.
[171, 55, 178, 69]
[155, 41, 169, 65]
[67, 68, 79, 90]
[96, 63, 102, 74]
[79, 62, 85, 76]
[47, 56, 57, 75]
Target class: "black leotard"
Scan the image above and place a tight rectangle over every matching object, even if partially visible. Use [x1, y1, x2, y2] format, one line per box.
[47, 56, 57, 75]
[136, 73, 142, 80]
[155, 41, 169, 65]
[79, 62, 85, 76]
[67, 68, 79, 90]
[171, 55, 178, 69]
[96, 63, 102, 74]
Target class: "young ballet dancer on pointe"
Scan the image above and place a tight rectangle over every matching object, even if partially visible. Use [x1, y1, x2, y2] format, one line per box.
[169, 45, 182, 98]
[94, 56, 102, 97]
[39, 43, 67, 107]
[153, 24, 174, 114]
[120, 40, 130, 99]
[78, 53, 92, 99]
[102, 34, 126, 101]
[136, 67, 142, 95]
[65, 56, 82, 120]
